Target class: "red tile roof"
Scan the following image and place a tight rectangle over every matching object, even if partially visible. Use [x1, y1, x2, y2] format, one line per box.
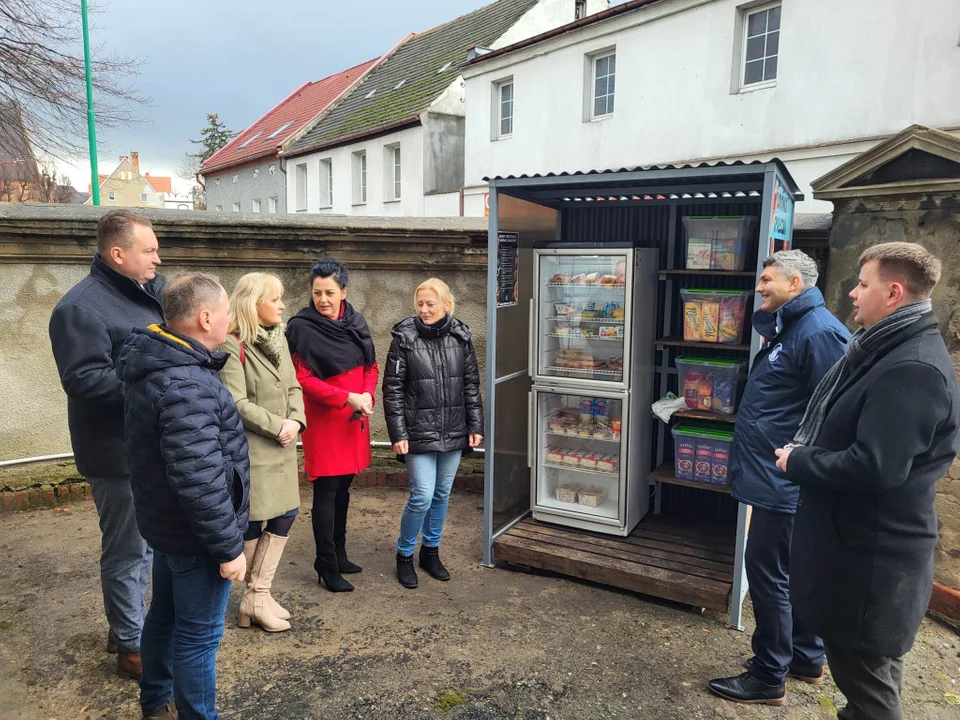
[202, 58, 379, 175]
[144, 174, 172, 193]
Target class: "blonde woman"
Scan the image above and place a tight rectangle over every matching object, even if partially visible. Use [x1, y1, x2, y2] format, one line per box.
[382, 278, 483, 589]
[219, 272, 305, 632]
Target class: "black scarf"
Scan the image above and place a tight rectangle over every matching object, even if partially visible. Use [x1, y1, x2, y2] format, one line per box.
[286, 301, 375, 380]
[414, 313, 452, 340]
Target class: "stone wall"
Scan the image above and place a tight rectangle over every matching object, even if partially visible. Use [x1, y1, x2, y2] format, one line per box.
[822, 192, 960, 588]
[0, 204, 489, 470]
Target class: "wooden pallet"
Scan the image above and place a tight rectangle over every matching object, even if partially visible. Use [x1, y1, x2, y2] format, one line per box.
[494, 515, 736, 612]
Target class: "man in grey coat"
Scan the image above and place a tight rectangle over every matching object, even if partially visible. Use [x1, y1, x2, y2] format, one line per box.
[48, 210, 164, 680]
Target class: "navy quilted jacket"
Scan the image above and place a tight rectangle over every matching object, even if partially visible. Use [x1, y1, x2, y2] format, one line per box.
[116, 324, 250, 563]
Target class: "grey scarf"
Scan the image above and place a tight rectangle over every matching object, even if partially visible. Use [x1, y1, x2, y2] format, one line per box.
[255, 324, 286, 369]
[793, 299, 932, 446]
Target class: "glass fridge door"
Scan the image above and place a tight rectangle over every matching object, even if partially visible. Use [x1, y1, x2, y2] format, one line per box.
[533, 388, 626, 526]
[535, 250, 630, 388]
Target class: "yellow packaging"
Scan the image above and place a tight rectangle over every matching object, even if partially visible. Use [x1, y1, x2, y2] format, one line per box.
[701, 302, 720, 343]
[683, 301, 702, 341]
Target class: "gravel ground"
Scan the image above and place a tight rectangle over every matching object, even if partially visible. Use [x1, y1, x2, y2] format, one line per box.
[1, 487, 958, 719]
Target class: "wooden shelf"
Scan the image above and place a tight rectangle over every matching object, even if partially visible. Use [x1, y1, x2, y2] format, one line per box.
[649, 463, 733, 495]
[671, 409, 737, 424]
[656, 336, 750, 352]
[659, 269, 756, 277]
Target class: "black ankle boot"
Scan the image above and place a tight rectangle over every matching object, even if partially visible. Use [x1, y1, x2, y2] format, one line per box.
[316, 561, 354, 592]
[419, 545, 450, 581]
[707, 672, 785, 706]
[396, 552, 418, 589]
[336, 544, 362, 574]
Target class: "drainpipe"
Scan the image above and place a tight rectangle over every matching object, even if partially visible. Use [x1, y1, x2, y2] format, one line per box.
[459, 187, 465, 216]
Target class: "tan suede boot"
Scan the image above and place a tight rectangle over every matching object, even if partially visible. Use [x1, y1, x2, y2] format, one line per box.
[238, 532, 291, 632]
[243, 537, 290, 621]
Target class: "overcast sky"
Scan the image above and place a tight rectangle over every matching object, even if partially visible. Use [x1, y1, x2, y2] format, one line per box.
[60, 0, 625, 192]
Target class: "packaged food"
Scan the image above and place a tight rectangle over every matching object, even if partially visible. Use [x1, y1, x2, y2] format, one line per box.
[554, 303, 574, 317]
[556, 484, 579, 503]
[599, 326, 618, 338]
[579, 398, 593, 424]
[711, 438, 730, 485]
[712, 376, 736, 414]
[611, 307, 625, 320]
[686, 237, 713, 270]
[548, 418, 565, 432]
[672, 428, 697, 480]
[571, 273, 587, 284]
[719, 295, 747, 344]
[599, 274, 619, 285]
[698, 375, 714, 410]
[577, 425, 594, 438]
[592, 427, 613, 440]
[592, 398, 610, 425]
[683, 301, 703, 341]
[579, 454, 599, 470]
[608, 357, 623, 371]
[694, 439, 713, 484]
[682, 370, 702, 409]
[610, 418, 621, 437]
[554, 326, 569, 337]
[676, 357, 746, 415]
[596, 455, 616, 473]
[682, 216, 757, 271]
[551, 273, 571, 284]
[585, 272, 599, 284]
[578, 488, 607, 507]
[672, 424, 735, 488]
[563, 449, 582, 466]
[545, 447, 564, 464]
[701, 301, 720, 343]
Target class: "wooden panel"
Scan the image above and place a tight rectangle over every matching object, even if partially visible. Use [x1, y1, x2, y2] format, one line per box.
[659, 269, 755, 277]
[494, 516, 735, 613]
[656, 336, 750, 352]
[671, 409, 737, 424]
[649, 464, 733, 495]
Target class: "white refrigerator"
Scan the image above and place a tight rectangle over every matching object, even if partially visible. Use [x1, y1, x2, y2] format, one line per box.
[528, 247, 658, 536]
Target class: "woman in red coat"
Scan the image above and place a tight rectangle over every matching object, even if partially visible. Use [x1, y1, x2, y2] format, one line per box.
[286, 258, 378, 592]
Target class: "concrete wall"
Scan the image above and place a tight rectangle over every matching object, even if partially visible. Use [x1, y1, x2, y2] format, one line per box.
[205, 158, 286, 214]
[493, 0, 610, 49]
[0, 205, 488, 465]
[822, 192, 960, 588]
[462, 0, 960, 214]
[423, 113, 466, 196]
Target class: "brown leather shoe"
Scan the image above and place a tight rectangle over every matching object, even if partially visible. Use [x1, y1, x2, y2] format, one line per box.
[143, 700, 177, 719]
[116, 651, 142, 680]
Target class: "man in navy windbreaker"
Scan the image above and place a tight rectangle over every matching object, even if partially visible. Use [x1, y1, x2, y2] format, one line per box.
[709, 250, 849, 707]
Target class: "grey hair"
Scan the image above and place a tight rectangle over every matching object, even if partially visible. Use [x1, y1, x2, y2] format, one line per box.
[163, 273, 225, 324]
[762, 249, 819, 290]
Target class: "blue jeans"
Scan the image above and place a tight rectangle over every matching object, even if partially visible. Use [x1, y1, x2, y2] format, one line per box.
[140, 551, 232, 719]
[397, 450, 462, 557]
[88, 475, 152, 653]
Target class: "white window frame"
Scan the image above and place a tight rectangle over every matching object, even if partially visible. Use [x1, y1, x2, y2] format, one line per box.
[319, 159, 334, 209]
[215, 204, 223, 212]
[493, 78, 514, 140]
[736, 2, 781, 92]
[140, 193, 148, 202]
[107, 191, 116, 201]
[295, 163, 308, 212]
[393, 145, 401, 201]
[575, 0, 587, 19]
[591, 50, 616, 119]
[232, 201, 241, 212]
[352, 151, 367, 205]
[268, 197, 278, 213]
[383, 144, 401, 202]
[252, 198, 261, 213]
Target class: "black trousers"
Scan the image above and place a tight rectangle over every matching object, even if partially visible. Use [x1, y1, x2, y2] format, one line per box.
[825, 641, 904, 720]
[311, 474, 354, 574]
[745, 507, 824, 685]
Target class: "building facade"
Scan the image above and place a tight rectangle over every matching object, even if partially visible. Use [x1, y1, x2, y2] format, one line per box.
[282, 0, 609, 216]
[461, 0, 960, 215]
[85, 152, 171, 209]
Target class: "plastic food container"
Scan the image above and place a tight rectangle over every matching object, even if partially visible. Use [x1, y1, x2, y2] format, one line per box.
[671, 425, 735, 487]
[681, 289, 751, 344]
[682, 216, 757, 271]
[675, 357, 746, 415]
[578, 487, 607, 508]
[556, 484, 579, 503]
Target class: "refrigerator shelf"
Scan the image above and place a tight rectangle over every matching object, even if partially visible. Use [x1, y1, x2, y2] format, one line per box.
[544, 366, 623, 377]
[546, 430, 620, 444]
[537, 495, 620, 520]
[543, 462, 619, 478]
[546, 317, 625, 324]
[546, 283, 626, 291]
[546, 334, 624, 342]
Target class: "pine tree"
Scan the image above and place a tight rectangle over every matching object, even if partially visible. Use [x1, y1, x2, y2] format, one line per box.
[187, 113, 234, 165]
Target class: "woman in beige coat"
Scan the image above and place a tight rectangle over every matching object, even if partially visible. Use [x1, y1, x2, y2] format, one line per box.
[219, 272, 306, 633]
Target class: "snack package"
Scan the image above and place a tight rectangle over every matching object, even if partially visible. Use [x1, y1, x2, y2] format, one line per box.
[682, 370, 702, 408]
[712, 238, 737, 271]
[694, 440, 713, 484]
[712, 376, 736, 414]
[579, 454, 599, 470]
[610, 418, 621, 439]
[579, 397, 594, 424]
[683, 301, 703, 342]
[596, 455, 617, 473]
[551, 273, 571, 284]
[701, 301, 720, 343]
[698, 374, 714, 410]
[711, 440, 731, 485]
[687, 237, 713, 270]
[592, 398, 610, 425]
[545, 447, 564, 464]
[554, 303, 574, 317]
[719, 296, 746, 344]
[674, 433, 696, 480]
[599, 326, 618, 337]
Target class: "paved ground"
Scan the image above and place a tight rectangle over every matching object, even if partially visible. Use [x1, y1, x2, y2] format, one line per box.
[1, 487, 958, 720]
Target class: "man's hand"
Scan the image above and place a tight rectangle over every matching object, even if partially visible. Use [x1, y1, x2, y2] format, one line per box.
[775, 446, 794, 472]
[469, 433, 483, 449]
[276, 419, 300, 448]
[393, 440, 409, 455]
[220, 552, 247, 582]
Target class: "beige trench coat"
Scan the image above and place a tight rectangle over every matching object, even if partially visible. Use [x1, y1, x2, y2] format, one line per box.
[219, 333, 306, 521]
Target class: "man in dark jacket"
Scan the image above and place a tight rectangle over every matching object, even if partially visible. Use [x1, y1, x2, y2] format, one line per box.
[776, 242, 959, 720]
[48, 209, 163, 679]
[116, 273, 249, 720]
[709, 250, 849, 706]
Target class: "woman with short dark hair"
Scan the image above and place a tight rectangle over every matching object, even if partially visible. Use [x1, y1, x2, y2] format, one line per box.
[286, 258, 377, 593]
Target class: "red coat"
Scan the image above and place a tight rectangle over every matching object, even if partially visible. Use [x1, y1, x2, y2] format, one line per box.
[294, 354, 379, 479]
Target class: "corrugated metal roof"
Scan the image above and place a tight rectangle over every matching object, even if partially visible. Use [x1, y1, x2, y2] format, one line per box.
[485, 159, 780, 181]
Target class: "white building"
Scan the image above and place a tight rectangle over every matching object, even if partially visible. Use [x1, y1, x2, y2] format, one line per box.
[162, 192, 195, 211]
[281, 0, 609, 216]
[462, 0, 960, 215]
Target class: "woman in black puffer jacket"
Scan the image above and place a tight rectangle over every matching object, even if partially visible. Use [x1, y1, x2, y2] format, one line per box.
[383, 278, 483, 589]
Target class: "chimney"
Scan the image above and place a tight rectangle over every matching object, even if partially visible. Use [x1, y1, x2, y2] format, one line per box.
[130, 151, 140, 175]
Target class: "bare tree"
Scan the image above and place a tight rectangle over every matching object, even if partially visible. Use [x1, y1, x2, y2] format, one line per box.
[0, 1, 147, 161]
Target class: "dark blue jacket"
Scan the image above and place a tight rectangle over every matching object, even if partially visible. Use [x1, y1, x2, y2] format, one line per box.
[48, 255, 165, 478]
[730, 288, 849, 513]
[116, 324, 250, 563]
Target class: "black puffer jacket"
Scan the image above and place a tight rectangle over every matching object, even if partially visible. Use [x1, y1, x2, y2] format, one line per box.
[382, 316, 483, 454]
[116, 324, 250, 563]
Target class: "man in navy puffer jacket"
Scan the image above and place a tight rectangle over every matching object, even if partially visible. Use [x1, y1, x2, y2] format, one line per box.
[709, 251, 849, 707]
[116, 272, 249, 720]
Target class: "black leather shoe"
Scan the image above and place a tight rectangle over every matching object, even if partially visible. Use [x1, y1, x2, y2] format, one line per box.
[336, 545, 363, 574]
[419, 545, 450, 581]
[744, 657, 825, 685]
[708, 672, 785, 706]
[396, 552, 418, 589]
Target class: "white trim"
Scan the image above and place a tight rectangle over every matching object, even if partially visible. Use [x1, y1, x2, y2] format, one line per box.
[739, 1, 781, 90]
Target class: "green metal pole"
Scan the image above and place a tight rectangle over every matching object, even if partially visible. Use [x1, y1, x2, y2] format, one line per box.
[81, 0, 100, 205]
